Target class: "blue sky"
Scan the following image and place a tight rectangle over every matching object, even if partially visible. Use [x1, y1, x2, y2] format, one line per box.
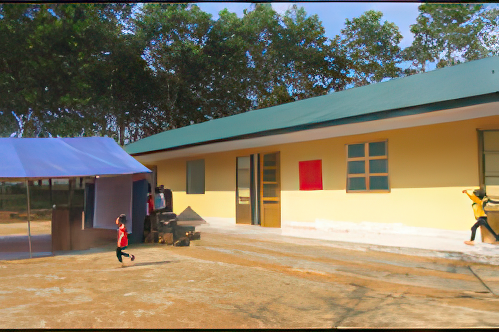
[197, 2, 422, 49]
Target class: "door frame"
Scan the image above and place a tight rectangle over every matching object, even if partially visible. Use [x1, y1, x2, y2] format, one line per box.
[236, 156, 252, 224]
[260, 151, 281, 228]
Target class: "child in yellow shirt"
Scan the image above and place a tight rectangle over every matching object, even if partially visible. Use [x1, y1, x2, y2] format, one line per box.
[463, 189, 499, 245]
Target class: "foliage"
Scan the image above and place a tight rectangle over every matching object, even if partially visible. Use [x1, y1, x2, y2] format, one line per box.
[336, 10, 403, 87]
[246, 4, 348, 108]
[1, 4, 497, 143]
[403, 4, 499, 73]
[0, 4, 137, 139]
[136, 4, 213, 131]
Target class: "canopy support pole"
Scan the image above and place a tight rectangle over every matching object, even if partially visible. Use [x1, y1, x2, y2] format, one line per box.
[49, 178, 53, 207]
[25, 179, 32, 259]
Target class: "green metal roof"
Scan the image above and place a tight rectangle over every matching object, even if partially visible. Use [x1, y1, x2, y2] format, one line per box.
[125, 56, 499, 156]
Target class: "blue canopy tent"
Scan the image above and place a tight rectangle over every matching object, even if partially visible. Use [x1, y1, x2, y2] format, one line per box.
[0, 137, 151, 258]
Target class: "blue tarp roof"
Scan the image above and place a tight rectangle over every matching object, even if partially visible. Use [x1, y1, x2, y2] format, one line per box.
[0, 137, 151, 179]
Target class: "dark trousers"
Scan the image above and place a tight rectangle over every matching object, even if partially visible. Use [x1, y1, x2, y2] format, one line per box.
[116, 246, 130, 262]
[470, 217, 499, 241]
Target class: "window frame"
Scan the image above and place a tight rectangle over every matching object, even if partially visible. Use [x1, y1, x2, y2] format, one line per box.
[186, 159, 205, 195]
[346, 140, 390, 193]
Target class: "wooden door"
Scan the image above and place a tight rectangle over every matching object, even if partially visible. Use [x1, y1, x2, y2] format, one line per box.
[52, 207, 71, 251]
[236, 156, 251, 224]
[260, 152, 281, 228]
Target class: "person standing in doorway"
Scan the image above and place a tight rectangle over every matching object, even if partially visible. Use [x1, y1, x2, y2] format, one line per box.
[463, 189, 499, 245]
[116, 214, 135, 264]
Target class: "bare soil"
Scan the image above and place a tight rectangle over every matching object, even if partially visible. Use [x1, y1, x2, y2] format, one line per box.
[0, 220, 51, 236]
[1, 230, 499, 328]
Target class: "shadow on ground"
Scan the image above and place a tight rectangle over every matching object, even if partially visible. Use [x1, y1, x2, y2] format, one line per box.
[125, 260, 175, 267]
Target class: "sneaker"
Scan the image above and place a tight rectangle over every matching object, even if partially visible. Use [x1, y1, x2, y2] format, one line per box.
[131, 255, 135, 261]
[464, 240, 475, 246]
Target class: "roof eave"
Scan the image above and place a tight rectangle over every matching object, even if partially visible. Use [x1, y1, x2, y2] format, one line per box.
[129, 92, 499, 157]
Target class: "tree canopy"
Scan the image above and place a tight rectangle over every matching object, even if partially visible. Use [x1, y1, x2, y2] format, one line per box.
[403, 4, 499, 73]
[0, 3, 497, 142]
[336, 10, 403, 87]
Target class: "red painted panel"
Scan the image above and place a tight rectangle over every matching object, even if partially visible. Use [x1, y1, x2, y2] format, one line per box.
[299, 160, 323, 190]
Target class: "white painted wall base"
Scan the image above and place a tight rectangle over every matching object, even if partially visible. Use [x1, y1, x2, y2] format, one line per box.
[281, 219, 477, 253]
[282, 219, 467, 238]
[200, 216, 499, 255]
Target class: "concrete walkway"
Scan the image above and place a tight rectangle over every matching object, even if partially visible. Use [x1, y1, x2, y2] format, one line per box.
[198, 218, 499, 266]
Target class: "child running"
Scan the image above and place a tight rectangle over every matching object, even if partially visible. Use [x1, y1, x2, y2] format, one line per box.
[462, 189, 499, 245]
[116, 214, 135, 264]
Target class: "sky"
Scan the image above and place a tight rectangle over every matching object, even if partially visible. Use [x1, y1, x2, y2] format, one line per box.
[197, 2, 422, 49]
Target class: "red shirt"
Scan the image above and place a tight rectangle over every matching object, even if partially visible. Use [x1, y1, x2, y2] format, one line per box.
[148, 195, 154, 214]
[118, 224, 128, 247]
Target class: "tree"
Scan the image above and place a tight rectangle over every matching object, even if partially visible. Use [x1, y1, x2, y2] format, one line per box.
[0, 4, 148, 139]
[242, 4, 348, 109]
[135, 4, 213, 131]
[403, 4, 499, 73]
[0, 111, 17, 137]
[201, 8, 254, 119]
[0, 4, 139, 138]
[0, 3, 353, 141]
[0, 4, 46, 137]
[279, 5, 347, 96]
[135, 3, 347, 126]
[337, 10, 403, 87]
[87, 27, 157, 145]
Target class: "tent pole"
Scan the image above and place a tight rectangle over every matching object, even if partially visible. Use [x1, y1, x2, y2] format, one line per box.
[0, 181, 4, 210]
[49, 178, 53, 207]
[0, 181, 5, 209]
[26, 179, 32, 259]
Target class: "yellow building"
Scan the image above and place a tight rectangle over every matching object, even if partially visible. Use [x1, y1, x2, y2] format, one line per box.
[125, 57, 499, 234]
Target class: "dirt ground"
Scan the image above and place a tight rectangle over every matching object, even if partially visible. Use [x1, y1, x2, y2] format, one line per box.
[0, 220, 51, 236]
[1, 228, 499, 328]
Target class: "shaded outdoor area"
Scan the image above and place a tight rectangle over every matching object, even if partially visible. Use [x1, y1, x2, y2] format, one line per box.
[1, 137, 152, 260]
[0, 212, 50, 236]
[0, 234, 51, 260]
[1, 226, 499, 329]
[0, 180, 81, 260]
[0, 209, 52, 260]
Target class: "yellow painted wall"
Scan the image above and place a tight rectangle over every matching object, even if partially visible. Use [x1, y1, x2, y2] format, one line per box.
[279, 117, 486, 231]
[153, 152, 238, 218]
[143, 115, 499, 231]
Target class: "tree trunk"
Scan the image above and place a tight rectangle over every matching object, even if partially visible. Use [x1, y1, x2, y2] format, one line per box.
[119, 121, 125, 146]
